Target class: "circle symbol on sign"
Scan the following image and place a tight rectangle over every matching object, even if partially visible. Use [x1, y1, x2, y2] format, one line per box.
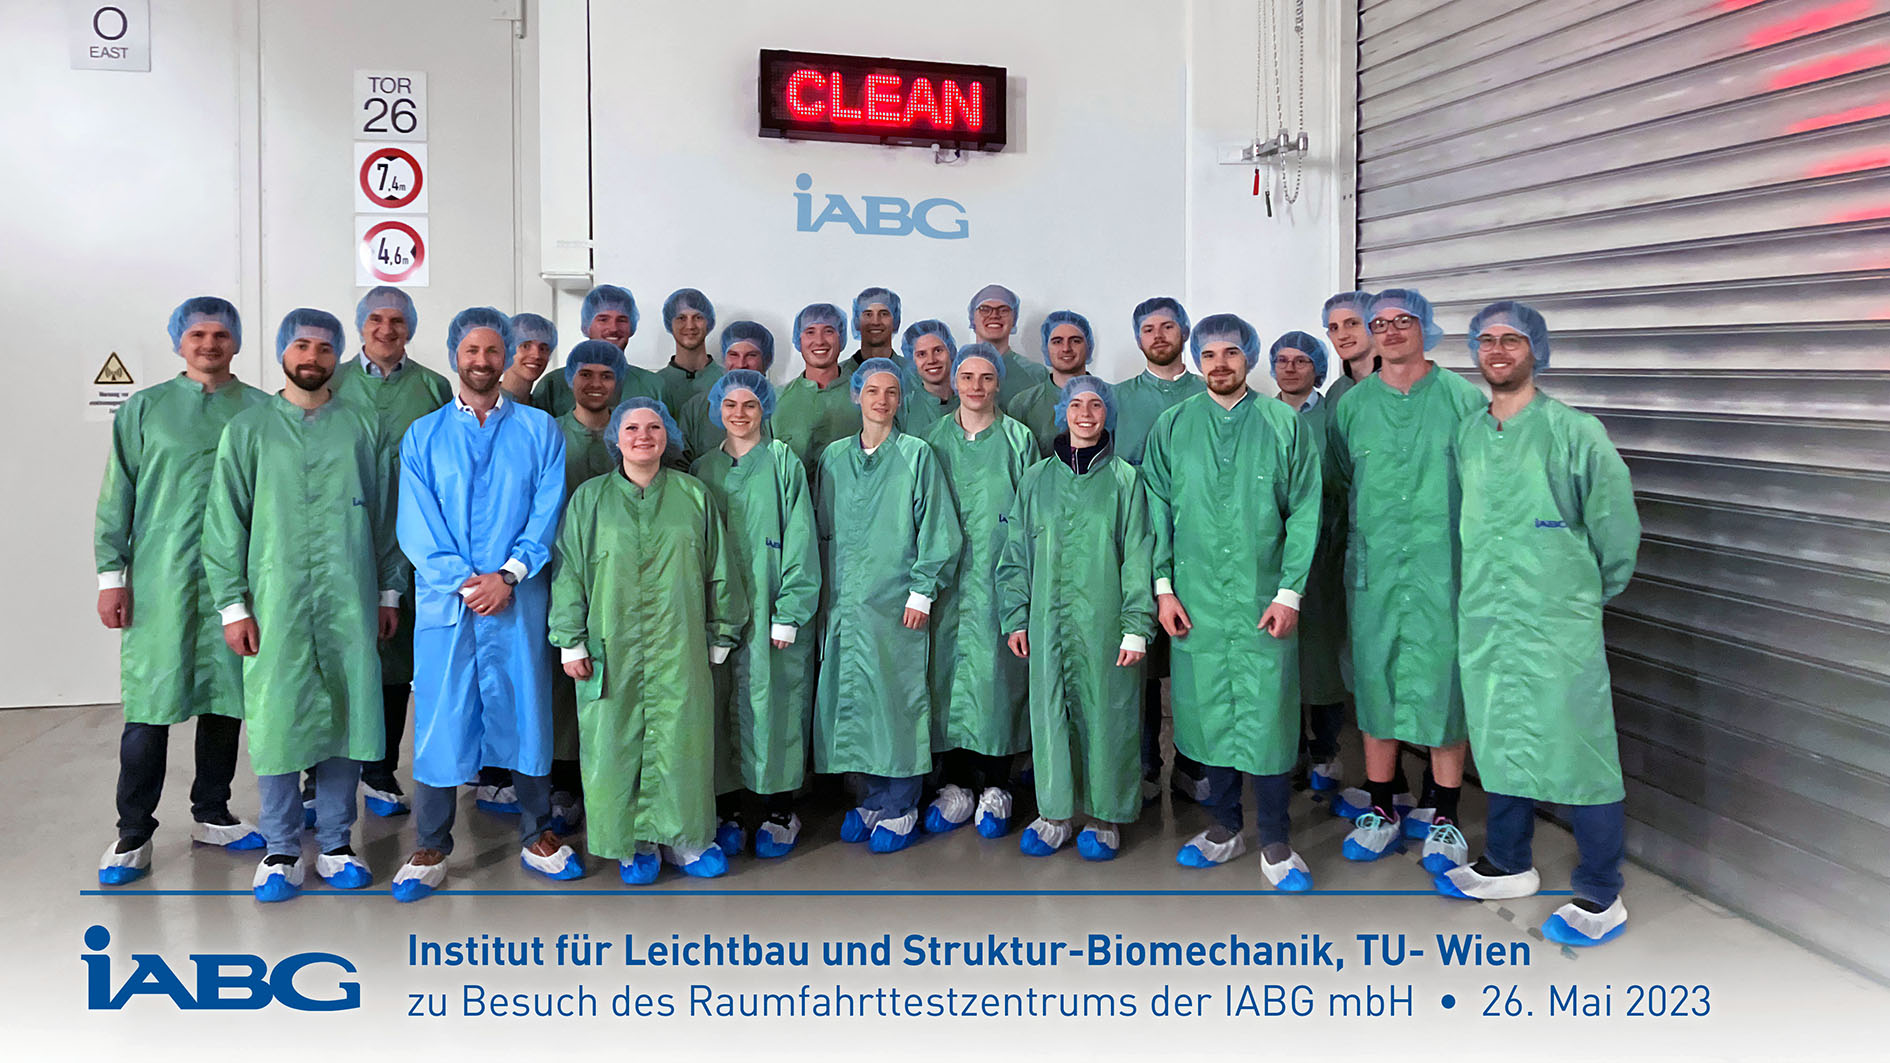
[360, 220, 426, 283]
[94, 6, 128, 40]
[359, 147, 424, 209]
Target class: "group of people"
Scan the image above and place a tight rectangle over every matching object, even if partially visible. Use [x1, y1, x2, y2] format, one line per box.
[93, 277, 1641, 948]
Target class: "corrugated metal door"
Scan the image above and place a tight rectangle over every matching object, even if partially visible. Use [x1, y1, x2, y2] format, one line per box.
[1354, 0, 1890, 980]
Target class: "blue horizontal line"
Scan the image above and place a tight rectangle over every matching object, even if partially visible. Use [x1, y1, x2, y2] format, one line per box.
[83, 888, 1575, 898]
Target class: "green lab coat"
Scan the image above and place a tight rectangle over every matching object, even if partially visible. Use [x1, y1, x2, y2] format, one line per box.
[924, 413, 1036, 757]
[994, 350, 1050, 411]
[657, 358, 724, 416]
[691, 439, 822, 795]
[531, 361, 664, 419]
[1287, 390, 1349, 706]
[95, 375, 269, 725]
[548, 469, 747, 859]
[812, 430, 964, 778]
[1001, 377, 1064, 457]
[1457, 392, 1640, 806]
[997, 444, 1155, 822]
[1112, 369, 1207, 466]
[201, 396, 402, 775]
[331, 355, 451, 687]
[773, 374, 861, 479]
[1143, 391, 1322, 777]
[897, 382, 958, 437]
[1328, 365, 1485, 746]
[546, 411, 618, 762]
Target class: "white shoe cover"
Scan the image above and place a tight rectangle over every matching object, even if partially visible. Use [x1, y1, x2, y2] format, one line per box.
[929, 784, 975, 826]
[475, 784, 518, 806]
[757, 815, 802, 847]
[1310, 759, 1343, 786]
[192, 819, 261, 847]
[1022, 817, 1074, 852]
[253, 858, 305, 889]
[393, 858, 447, 891]
[522, 842, 581, 876]
[99, 838, 152, 873]
[1173, 770, 1211, 803]
[976, 786, 1013, 824]
[1261, 848, 1312, 888]
[1549, 897, 1628, 943]
[1082, 824, 1119, 851]
[315, 852, 370, 885]
[1422, 822, 1470, 870]
[1181, 828, 1248, 865]
[875, 809, 918, 838]
[662, 839, 719, 867]
[1443, 862, 1541, 900]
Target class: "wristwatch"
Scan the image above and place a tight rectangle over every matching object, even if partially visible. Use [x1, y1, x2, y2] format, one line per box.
[499, 568, 519, 586]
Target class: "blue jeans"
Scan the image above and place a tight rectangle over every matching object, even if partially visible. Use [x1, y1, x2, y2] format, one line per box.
[412, 774, 551, 855]
[258, 757, 360, 858]
[856, 774, 922, 815]
[1301, 702, 1344, 763]
[1201, 766, 1293, 847]
[1483, 792, 1625, 907]
[115, 715, 242, 842]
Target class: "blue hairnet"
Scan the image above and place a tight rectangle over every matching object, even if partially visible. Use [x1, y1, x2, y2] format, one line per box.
[849, 357, 904, 404]
[1054, 375, 1118, 434]
[719, 320, 776, 370]
[1130, 296, 1190, 345]
[562, 338, 629, 385]
[1367, 288, 1445, 351]
[1468, 300, 1552, 369]
[168, 296, 241, 352]
[793, 303, 850, 351]
[966, 283, 1020, 333]
[900, 319, 958, 363]
[708, 368, 777, 429]
[950, 342, 1008, 389]
[604, 396, 683, 463]
[355, 286, 418, 336]
[446, 307, 517, 370]
[661, 288, 716, 334]
[511, 312, 558, 352]
[1268, 330, 1330, 387]
[1321, 290, 1374, 323]
[853, 287, 903, 332]
[581, 284, 639, 335]
[1039, 310, 1095, 367]
[274, 308, 345, 364]
[1188, 313, 1261, 368]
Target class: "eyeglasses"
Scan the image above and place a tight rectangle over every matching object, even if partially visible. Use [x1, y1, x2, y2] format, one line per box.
[1272, 356, 1315, 370]
[1368, 314, 1419, 334]
[1477, 333, 1529, 353]
[975, 305, 1014, 318]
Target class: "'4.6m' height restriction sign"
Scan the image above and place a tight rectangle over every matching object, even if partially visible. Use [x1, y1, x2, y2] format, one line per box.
[355, 216, 429, 286]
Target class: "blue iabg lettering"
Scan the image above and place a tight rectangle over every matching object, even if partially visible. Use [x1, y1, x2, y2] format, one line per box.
[795, 173, 969, 240]
[1535, 519, 1568, 529]
[82, 925, 360, 1011]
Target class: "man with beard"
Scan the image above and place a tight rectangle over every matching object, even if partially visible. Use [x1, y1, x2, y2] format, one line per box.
[500, 313, 559, 403]
[967, 284, 1051, 409]
[773, 303, 859, 478]
[94, 297, 270, 886]
[330, 286, 451, 818]
[1142, 314, 1321, 890]
[896, 320, 960, 436]
[203, 309, 402, 901]
[532, 284, 663, 417]
[1321, 291, 1378, 405]
[656, 288, 721, 413]
[676, 321, 775, 463]
[1004, 309, 1097, 456]
[392, 307, 583, 901]
[1437, 301, 1640, 948]
[845, 287, 902, 373]
[1112, 296, 1209, 805]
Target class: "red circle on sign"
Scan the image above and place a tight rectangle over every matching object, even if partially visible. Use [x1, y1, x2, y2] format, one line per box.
[359, 147, 424, 209]
[362, 220, 426, 282]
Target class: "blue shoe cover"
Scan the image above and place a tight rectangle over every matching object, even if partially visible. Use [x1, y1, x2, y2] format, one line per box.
[715, 821, 746, 856]
[326, 863, 372, 890]
[224, 830, 266, 851]
[679, 847, 729, 879]
[1421, 851, 1462, 875]
[98, 865, 148, 886]
[1273, 868, 1313, 893]
[1019, 831, 1058, 857]
[868, 823, 917, 854]
[477, 800, 521, 815]
[755, 833, 797, 859]
[1176, 844, 1216, 868]
[619, 852, 661, 886]
[521, 850, 586, 881]
[1076, 830, 1117, 862]
[302, 803, 316, 829]
[1432, 873, 1474, 900]
[253, 872, 298, 904]
[977, 814, 1011, 840]
[1309, 769, 1342, 793]
[839, 809, 874, 843]
[1542, 913, 1626, 947]
[922, 806, 965, 834]
[390, 880, 434, 903]
[364, 795, 409, 818]
[1342, 835, 1406, 861]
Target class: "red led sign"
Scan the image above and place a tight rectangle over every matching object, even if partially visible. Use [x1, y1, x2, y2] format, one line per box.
[758, 49, 1007, 151]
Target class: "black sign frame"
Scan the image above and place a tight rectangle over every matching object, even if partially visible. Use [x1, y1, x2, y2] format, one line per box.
[757, 48, 1008, 152]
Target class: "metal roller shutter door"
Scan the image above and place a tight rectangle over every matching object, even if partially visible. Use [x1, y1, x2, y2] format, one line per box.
[1354, 0, 1890, 980]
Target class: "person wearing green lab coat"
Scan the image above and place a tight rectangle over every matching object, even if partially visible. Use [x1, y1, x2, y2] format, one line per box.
[1321, 290, 1379, 406]
[999, 376, 1154, 862]
[94, 296, 271, 887]
[203, 309, 403, 902]
[773, 302, 860, 478]
[1436, 301, 1641, 949]
[921, 343, 1035, 840]
[690, 370, 821, 861]
[814, 358, 964, 855]
[1113, 296, 1211, 805]
[550, 397, 747, 886]
[1267, 330, 1349, 796]
[531, 284, 664, 417]
[895, 319, 960, 436]
[1003, 310, 1097, 457]
[675, 321, 775, 464]
[1327, 288, 1487, 874]
[1144, 314, 1321, 892]
[844, 286, 903, 374]
[966, 283, 1051, 410]
[330, 286, 450, 818]
[655, 288, 723, 412]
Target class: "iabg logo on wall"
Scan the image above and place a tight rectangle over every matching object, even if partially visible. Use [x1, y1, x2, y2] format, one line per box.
[794, 173, 969, 239]
[81, 925, 361, 1011]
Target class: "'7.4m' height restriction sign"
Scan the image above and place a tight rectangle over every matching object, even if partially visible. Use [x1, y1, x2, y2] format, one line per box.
[355, 216, 429, 286]
[355, 143, 427, 212]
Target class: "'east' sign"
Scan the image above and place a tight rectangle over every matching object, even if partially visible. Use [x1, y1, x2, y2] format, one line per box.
[758, 49, 1007, 152]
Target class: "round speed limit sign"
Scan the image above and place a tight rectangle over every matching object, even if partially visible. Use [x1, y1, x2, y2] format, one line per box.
[355, 217, 429, 286]
[356, 144, 427, 211]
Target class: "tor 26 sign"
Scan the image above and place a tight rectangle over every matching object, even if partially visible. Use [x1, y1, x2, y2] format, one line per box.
[758, 49, 1007, 152]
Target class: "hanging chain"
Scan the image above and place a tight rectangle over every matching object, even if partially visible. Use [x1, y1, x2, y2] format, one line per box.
[1255, 0, 1306, 211]
[1281, 0, 1306, 206]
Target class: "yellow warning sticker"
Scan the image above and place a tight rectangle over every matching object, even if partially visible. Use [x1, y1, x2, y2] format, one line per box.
[94, 352, 134, 385]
